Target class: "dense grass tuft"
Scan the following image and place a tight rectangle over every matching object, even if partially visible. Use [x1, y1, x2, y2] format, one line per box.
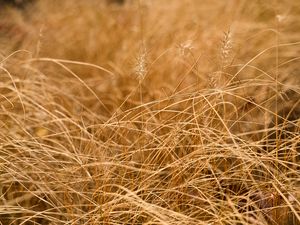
[0, 0, 299, 224]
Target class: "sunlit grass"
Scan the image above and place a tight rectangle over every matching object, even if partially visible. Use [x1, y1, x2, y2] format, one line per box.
[0, 0, 299, 224]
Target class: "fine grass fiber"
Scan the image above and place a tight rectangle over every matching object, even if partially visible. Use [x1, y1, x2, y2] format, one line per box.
[0, 0, 299, 224]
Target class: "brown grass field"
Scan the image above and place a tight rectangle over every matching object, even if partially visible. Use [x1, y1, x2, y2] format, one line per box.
[0, 0, 300, 224]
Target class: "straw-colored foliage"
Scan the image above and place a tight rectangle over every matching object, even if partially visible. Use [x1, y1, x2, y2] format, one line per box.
[0, 0, 299, 224]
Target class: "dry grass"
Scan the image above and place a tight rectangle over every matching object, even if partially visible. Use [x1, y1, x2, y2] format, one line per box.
[0, 0, 299, 224]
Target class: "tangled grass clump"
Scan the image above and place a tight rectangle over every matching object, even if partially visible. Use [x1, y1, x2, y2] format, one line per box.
[0, 0, 299, 224]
